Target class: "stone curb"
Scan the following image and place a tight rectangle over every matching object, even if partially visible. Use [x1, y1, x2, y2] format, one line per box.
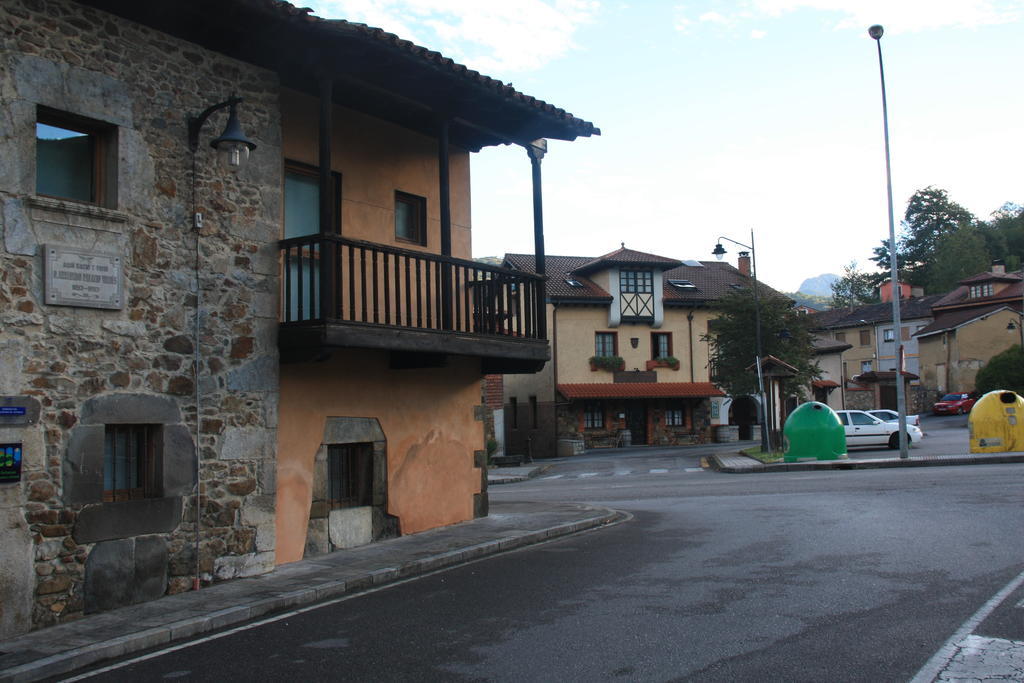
[709, 452, 1024, 473]
[487, 463, 551, 486]
[0, 506, 621, 683]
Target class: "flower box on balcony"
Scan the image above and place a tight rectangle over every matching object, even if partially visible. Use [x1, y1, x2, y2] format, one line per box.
[589, 355, 625, 371]
[646, 356, 680, 371]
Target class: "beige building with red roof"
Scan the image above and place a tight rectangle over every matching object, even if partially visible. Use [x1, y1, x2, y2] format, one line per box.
[915, 261, 1024, 394]
[500, 246, 781, 456]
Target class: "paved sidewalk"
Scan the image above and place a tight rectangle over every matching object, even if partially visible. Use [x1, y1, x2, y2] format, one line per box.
[0, 500, 621, 683]
[710, 450, 1024, 472]
[487, 463, 550, 485]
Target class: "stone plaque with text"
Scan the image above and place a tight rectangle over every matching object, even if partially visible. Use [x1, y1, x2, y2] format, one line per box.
[45, 245, 123, 309]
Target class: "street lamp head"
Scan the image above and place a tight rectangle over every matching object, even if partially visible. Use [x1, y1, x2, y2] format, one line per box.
[188, 97, 257, 174]
[868, 24, 884, 40]
[712, 243, 727, 261]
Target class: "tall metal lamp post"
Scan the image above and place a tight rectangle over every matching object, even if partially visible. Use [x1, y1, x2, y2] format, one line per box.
[869, 25, 909, 459]
[713, 230, 770, 453]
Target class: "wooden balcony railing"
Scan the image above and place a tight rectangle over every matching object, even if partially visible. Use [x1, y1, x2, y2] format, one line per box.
[280, 234, 546, 342]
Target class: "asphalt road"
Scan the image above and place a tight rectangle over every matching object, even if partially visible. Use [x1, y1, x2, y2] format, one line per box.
[75, 452, 1023, 682]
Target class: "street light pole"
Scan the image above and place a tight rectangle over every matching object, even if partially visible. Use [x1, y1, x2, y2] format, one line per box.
[714, 231, 770, 453]
[869, 24, 909, 459]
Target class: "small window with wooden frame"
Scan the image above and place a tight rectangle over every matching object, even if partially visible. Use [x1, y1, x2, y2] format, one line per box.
[583, 402, 604, 429]
[595, 332, 617, 357]
[103, 424, 159, 502]
[327, 443, 373, 509]
[664, 403, 686, 427]
[651, 332, 672, 359]
[395, 190, 427, 245]
[36, 107, 117, 207]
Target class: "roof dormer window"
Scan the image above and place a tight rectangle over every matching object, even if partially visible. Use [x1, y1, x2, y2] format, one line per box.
[969, 283, 993, 298]
[620, 270, 653, 294]
[565, 278, 584, 288]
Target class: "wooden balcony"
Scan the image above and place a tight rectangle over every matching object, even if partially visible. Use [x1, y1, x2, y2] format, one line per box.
[279, 235, 549, 373]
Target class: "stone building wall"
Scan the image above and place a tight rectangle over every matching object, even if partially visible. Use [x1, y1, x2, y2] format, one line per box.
[0, 0, 281, 635]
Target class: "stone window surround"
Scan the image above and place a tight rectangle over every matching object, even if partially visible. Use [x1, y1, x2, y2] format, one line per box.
[64, 394, 196, 544]
[307, 417, 396, 555]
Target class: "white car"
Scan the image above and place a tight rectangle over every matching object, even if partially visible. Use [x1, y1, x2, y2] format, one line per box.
[867, 409, 921, 428]
[835, 409, 924, 449]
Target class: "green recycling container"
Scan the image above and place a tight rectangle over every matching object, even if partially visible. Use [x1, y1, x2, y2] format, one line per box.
[969, 390, 1024, 453]
[783, 401, 847, 462]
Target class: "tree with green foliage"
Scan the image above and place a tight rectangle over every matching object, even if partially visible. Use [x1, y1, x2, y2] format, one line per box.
[871, 186, 977, 290]
[926, 226, 991, 293]
[981, 202, 1024, 272]
[703, 290, 819, 398]
[830, 261, 878, 308]
[975, 344, 1024, 396]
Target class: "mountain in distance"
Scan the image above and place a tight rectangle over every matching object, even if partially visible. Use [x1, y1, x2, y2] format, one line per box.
[786, 291, 831, 311]
[798, 273, 839, 298]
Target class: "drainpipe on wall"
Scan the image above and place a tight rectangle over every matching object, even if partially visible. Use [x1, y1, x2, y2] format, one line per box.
[190, 145, 203, 592]
[687, 310, 695, 382]
[551, 302, 559, 455]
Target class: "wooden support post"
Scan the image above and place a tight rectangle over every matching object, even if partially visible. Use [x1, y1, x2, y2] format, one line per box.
[438, 118, 453, 329]
[528, 139, 548, 339]
[318, 76, 335, 320]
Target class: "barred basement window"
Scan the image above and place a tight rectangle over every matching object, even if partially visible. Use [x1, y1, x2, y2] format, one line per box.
[327, 443, 373, 509]
[103, 424, 158, 502]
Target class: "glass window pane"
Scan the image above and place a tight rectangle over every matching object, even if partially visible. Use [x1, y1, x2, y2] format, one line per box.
[103, 431, 114, 491]
[395, 199, 415, 240]
[284, 171, 320, 238]
[36, 122, 94, 202]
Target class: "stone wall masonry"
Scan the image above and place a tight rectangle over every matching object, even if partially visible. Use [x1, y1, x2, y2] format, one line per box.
[0, 0, 282, 635]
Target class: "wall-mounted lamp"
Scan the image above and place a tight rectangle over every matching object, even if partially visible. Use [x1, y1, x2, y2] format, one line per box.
[185, 96, 256, 591]
[187, 96, 256, 172]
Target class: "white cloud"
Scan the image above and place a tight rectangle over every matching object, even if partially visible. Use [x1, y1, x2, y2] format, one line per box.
[667, 0, 1023, 36]
[750, 28, 767, 38]
[699, 10, 730, 23]
[303, 0, 600, 74]
[747, 0, 1021, 33]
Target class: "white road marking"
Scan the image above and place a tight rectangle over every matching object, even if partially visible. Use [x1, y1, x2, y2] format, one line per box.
[614, 469, 632, 476]
[650, 468, 669, 474]
[541, 474, 563, 480]
[685, 467, 704, 472]
[911, 568, 1024, 683]
[579, 472, 599, 477]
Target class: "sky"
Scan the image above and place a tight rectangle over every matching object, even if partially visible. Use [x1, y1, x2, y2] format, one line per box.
[304, 0, 1024, 293]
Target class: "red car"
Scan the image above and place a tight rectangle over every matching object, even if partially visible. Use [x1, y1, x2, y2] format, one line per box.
[932, 393, 977, 415]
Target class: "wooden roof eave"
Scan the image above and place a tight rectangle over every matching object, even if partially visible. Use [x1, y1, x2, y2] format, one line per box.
[73, 0, 597, 151]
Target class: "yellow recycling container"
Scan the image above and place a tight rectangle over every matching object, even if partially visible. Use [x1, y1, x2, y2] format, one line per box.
[783, 401, 847, 462]
[969, 390, 1024, 453]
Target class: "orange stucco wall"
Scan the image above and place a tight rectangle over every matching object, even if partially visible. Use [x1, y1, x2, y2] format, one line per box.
[275, 351, 483, 564]
[280, 88, 472, 258]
